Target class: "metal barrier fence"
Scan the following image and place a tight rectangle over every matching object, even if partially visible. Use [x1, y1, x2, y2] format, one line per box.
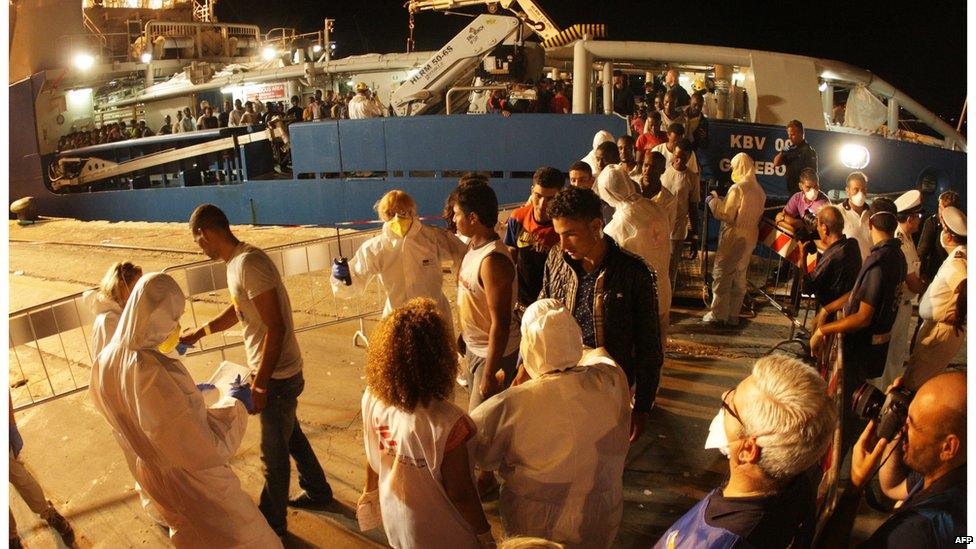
[9, 227, 384, 411]
[9, 203, 522, 411]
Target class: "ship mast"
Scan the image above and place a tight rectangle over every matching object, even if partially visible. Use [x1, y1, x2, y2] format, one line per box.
[192, 0, 216, 23]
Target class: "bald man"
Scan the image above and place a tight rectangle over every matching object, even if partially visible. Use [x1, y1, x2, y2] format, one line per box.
[808, 205, 861, 310]
[818, 371, 966, 547]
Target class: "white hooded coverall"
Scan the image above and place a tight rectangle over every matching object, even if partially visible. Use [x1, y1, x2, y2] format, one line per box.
[581, 130, 615, 175]
[598, 164, 673, 335]
[706, 153, 767, 324]
[470, 300, 631, 549]
[84, 289, 122, 360]
[89, 273, 282, 548]
[334, 219, 467, 327]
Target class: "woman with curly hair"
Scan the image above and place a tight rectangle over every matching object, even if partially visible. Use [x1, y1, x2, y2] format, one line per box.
[358, 298, 494, 548]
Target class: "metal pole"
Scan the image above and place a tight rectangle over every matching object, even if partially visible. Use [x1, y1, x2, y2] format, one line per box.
[323, 19, 332, 63]
[602, 62, 612, 115]
[957, 97, 967, 133]
[571, 39, 592, 113]
[887, 98, 899, 139]
[821, 83, 833, 124]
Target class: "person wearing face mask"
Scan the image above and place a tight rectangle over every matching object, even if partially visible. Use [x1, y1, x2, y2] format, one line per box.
[538, 186, 663, 442]
[810, 197, 906, 457]
[916, 191, 961, 284]
[598, 164, 672, 340]
[581, 130, 614, 175]
[85, 261, 143, 358]
[839, 171, 872, 260]
[331, 190, 468, 327]
[470, 300, 630, 548]
[902, 207, 967, 389]
[657, 354, 835, 549]
[702, 153, 766, 326]
[877, 190, 928, 389]
[90, 273, 280, 548]
[775, 168, 830, 233]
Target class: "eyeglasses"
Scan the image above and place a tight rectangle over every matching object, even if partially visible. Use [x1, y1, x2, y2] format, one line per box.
[722, 388, 744, 426]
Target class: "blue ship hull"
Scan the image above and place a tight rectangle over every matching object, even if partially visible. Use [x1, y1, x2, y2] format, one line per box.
[10, 77, 965, 226]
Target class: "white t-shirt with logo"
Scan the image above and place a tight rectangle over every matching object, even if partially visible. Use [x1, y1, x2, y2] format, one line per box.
[362, 389, 481, 549]
[226, 242, 302, 379]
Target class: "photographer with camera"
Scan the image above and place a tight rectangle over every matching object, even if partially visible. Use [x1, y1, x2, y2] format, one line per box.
[807, 205, 862, 310]
[702, 153, 766, 326]
[816, 372, 966, 548]
[810, 197, 906, 456]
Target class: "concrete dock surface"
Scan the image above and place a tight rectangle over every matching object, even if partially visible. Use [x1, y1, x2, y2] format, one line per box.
[10, 217, 936, 548]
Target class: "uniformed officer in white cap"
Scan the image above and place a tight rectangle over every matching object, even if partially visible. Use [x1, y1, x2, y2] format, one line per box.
[876, 190, 927, 387]
[904, 205, 967, 389]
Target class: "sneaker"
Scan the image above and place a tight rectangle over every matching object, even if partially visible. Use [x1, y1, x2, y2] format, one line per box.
[702, 312, 722, 325]
[288, 491, 334, 511]
[456, 374, 468, 387]
[42, 507, 75, 546]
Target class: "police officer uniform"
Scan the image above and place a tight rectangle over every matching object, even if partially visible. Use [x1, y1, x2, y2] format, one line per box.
[904, 206, 967, 389]
[877, 191, 923, 388]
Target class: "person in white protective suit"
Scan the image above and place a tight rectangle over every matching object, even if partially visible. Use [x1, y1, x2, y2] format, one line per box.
[597, 164, 673, 340]
[90, 272, 282, 548]
[703, 152, 766, 325]
[85, 261, 142, 359]
[331, 190, 468, 327]
[470, 299, 631, 549]
[581, 130, 614, 175]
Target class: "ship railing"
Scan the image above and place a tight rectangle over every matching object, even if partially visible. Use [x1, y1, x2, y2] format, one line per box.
[143, 20, 261, 59]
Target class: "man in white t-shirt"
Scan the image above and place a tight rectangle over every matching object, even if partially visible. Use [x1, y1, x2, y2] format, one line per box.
[659, 138, 701, 291]
[181, 204, 333, 537]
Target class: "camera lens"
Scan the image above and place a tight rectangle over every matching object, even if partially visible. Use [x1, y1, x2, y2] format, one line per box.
[852, 382, 885, 421]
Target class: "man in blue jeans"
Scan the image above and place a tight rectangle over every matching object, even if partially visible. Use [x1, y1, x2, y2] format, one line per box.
[182, 204, 333, 537]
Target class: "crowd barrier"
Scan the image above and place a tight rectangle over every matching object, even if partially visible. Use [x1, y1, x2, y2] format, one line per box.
[9, 204, 522, 411]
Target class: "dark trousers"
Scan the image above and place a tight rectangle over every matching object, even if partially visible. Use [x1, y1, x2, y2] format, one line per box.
[258, 372, 332, 533]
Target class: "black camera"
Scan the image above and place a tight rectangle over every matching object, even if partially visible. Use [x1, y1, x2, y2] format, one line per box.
[852, 382, 915, 440]
[706, 178, 733, 198]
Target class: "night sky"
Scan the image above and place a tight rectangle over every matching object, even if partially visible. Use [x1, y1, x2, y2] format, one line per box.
[216, 0, 966, 127]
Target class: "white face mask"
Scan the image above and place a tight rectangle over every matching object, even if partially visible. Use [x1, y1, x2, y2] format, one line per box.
[704, 408, 731, 458]
[850, 192, 866, 207]
[940, 230, 952, 252]
[804, 188, 819, 201]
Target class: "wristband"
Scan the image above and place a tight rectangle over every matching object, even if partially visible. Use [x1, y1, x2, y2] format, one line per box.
[203, 323, 212, 336]
[253, 386, 267, 394]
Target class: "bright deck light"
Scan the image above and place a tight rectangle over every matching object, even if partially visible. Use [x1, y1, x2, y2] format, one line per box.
[840, 144, 870, 169]
[73, 53, 95, 70]
[312, 44, 323, 53]
[140, 52, 153, 63]
[262, 46, 278, 61]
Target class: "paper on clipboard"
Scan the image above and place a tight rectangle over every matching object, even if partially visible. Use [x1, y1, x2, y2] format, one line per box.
[201, 361, 253, 407]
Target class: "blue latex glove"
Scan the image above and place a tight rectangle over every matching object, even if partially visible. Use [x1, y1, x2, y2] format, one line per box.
[10, 423, 24, 458]
[332, 258, 352, 286]
[196, 383, 216, 392]
[177, 342, 194, 356]
[705, 192, 716, 204]
[228, 374, 253, 412]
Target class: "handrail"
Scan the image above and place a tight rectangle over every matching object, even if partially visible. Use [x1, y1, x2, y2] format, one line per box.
[445, 85, 507, 115]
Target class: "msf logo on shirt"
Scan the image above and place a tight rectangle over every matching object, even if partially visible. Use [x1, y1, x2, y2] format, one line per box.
[372, 419, 396, 451]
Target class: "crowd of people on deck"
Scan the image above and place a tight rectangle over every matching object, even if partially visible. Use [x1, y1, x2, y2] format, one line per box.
[17, 69, 968, 549]
[56, 82, 385, 151]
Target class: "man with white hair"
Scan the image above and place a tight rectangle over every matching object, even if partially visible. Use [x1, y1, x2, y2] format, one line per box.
[470, 299, 631, 548]
[655, 355, 836, 548]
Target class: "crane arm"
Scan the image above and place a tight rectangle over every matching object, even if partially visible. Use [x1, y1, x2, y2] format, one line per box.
[407, 0, 561, 40]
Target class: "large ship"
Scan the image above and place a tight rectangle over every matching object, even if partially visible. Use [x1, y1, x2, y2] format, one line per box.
[9, 0, 966, 225]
